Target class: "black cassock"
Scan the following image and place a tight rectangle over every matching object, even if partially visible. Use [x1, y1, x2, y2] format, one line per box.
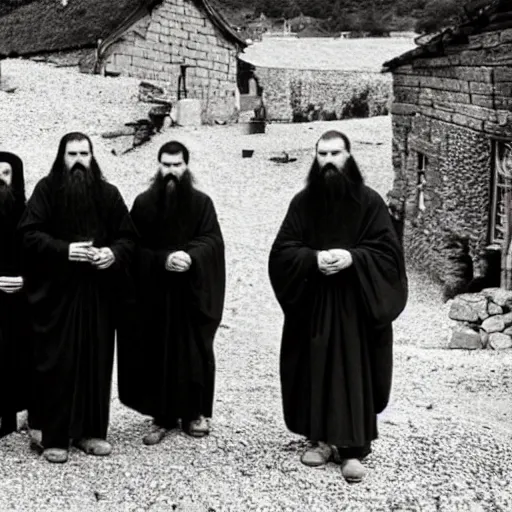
[117, 188, 225, 423]
[268, 185, 408, 449]
[18, 177, 136, 448]
[0, 154, 31, 438]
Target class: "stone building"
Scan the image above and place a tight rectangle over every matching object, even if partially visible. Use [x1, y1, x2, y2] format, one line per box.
[0, 0, 246, 121]
[383, 0, 512, 296]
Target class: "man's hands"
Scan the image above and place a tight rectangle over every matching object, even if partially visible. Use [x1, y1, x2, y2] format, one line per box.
[69, 241, 93, 263]
[68, 241, 115, 270]
[0, 276, 23, 294]
[165, 251, 192, 272]
[317, 248, 353, 276]
[88, 247, 116, 270]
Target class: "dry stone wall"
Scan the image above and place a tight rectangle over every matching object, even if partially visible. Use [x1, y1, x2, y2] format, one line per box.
[448, 288, 512, 349]
[254, 67, 391, 122]
[103, 0, 240, 122]
[389, 28, 512, 284]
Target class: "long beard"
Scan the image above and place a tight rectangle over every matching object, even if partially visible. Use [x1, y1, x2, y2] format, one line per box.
[0, 181, 15, 218]
[306, 162, 351, 220]
[152, 169, 194, 227]
[59, 162, 100, 238]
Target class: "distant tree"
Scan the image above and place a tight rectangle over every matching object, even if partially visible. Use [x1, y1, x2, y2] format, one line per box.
[415, 0, 465, 34]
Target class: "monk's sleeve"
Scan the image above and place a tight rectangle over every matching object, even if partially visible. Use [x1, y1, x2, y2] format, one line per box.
[349, 193, 408, 327]
[185, 196, 225, 326]
[18, 180, 69, 264]
[268, 196, 318, 313]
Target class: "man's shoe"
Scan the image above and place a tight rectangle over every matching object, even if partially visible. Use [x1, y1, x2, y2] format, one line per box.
[341, 458, 367, 483]
[143, 425, 168, 446]
[43, 448, 68, 463]
[74, 438, 112, 456]
[300, 441, 332, 467]
[29, 429, 44, 454]
[186, 416, 210, 437]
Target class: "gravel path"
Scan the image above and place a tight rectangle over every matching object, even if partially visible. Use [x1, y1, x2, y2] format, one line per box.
[1, 59, 511, 512]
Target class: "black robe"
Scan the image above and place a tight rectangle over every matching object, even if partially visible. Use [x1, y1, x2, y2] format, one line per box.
[117, 188, 225, 423]
[18, 177, 136, 448]
[268, 185, 408, 448]
[0, 154, 31, 438]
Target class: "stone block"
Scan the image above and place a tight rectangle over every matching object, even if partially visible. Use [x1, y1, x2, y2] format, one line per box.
[172, 28, 188, 40]
[393, 75, 422, 87]
[494, 67, 512, 82]
[449, 293, 488, 322]
[391, 103, 417, 115]
[453, 66, 493, 83]
[194, 67, 208, 78]
[471, 94, 495, 108]
[481, 288, 512, 308]
[500, 28, 512, 43]
[481, 315, 505, 333]
[449, 324, 482, 349]
[419, 76, 467, 92]
[451, 113, 483, 131]
[146, 30, 159, 43]
[488, 303, 503, 315]
[432, 90, 471, 105]
[470, 81, 494, 95]
[459, 50, 487, 67]
[488, 333, 512, 350]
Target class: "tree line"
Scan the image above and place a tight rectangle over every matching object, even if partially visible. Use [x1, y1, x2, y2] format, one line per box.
[0, 0, 467, 34]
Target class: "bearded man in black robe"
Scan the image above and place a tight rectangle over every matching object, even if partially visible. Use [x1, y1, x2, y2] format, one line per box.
[0, 152, 31, 439]
[117, 140, 225, 445]
[18, 132, 136, 463]
[268, 131, 408, 483]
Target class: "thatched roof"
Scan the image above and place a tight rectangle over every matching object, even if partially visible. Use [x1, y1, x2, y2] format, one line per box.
[0, 0, 245, 58]
[382, 0, 512, 72]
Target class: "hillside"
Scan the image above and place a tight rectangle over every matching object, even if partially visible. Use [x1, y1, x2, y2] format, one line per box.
[0, 0, 468, 35]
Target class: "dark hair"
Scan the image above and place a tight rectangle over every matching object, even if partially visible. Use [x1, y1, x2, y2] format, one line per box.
[50, 132, 94, 177]
[158, 140, 189, 164]
[316, 130, 351, 153]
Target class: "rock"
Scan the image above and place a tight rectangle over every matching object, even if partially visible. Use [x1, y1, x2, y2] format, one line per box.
[488, 333, 512, 350]
[504, 326, 512, 336]
[479, 328, 489, 348]
[449, 294, 487, 322]
[449, 324, 482, 349]
[481, 316, 506, 333]
[482, 288, 512, 308]
[488, 302, 503, 315]
[502, 312, 512, 327]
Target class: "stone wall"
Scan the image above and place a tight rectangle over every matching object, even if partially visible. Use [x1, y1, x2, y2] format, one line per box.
[389, 28, 512, 285]
[103, 0, 240, 122]
[254, 67, 391, 122]
[448, 288, 512, 350]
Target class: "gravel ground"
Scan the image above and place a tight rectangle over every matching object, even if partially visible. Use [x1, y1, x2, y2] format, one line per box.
[1, 59, 512, 512]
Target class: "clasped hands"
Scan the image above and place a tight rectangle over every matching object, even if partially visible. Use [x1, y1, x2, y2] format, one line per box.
[317, 248, 353, 276]
[0, 276, 23, 294]
[68, 241, 115, 270]
[165, 251, 192, 273]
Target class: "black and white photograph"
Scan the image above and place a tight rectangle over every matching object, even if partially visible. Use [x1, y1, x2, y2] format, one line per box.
[0, 0, 511, 510]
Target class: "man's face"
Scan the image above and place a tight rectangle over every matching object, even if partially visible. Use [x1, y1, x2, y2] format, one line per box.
[0, 162, 13, 187]
[159, 151, 187, 179]
[316, 137, 350, 173]
[64, 139, 92, 172]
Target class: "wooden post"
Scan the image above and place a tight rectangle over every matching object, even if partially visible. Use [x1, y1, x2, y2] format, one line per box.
[501, 182, 512, 290]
